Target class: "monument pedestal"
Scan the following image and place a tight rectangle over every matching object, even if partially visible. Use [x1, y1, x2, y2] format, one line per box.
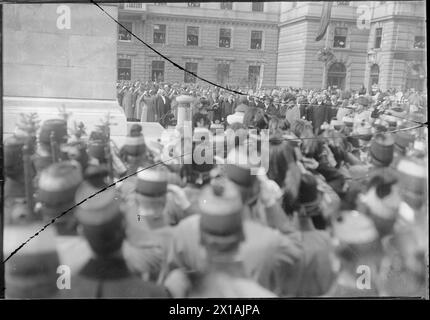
[2, 3, 127, 142]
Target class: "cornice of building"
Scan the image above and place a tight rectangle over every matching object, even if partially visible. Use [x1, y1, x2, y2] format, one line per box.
[145, 13, 279, 29]
[370, 14, 426, 23]
[278, 15, 355, 28]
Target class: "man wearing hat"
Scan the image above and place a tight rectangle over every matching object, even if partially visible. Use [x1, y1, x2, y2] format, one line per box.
[36, 161, 83, 235]
[263, 96, 280, 118]
[121, 168, 191, 283]
[119, 124, 153, 176]
[285, 97, 300, 125]
[221, 94, 237, 121]
[164, 173, 303, 295]
[325, 211, 383, 297]
[368, 133, 395, 169]
[4, 221, 62, 298]
[310, 94, 331, 135]
[63, 180, 169, 298]
[164, 178, 276, 298]
[33, 118, 69, 175]
[279, 174, 336, 297]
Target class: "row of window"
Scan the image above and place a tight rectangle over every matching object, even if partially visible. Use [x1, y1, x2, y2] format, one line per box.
[373, 27, 424, 49]
[118, 59, 262, 86]
[152, 2, 264, 11]
[331, 26, 425, 49]
[119, 23, 264, 49]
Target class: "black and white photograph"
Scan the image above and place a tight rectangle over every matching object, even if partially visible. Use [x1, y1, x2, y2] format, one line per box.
[1, 0, 428, 305]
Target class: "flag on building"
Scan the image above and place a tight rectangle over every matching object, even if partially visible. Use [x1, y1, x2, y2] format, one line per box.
[315, 2, 333, 42]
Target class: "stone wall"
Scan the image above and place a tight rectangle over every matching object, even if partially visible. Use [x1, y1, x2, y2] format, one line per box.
[3, 3, 127, 140]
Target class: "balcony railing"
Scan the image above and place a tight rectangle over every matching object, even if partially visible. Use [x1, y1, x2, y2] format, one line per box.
[119, 3, 146, 11]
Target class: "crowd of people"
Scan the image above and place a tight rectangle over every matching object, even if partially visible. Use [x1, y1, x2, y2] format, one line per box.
[3, 80, 428, 298]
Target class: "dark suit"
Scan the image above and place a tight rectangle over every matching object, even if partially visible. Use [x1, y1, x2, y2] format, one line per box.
[310, 103, 330, 135]
[221, 100, 236, 120]
[145, 96, 158, 122]
[156, 95, 171, 121]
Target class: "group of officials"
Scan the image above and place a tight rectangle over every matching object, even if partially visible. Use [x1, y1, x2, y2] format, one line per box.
[3, 81, 428, 298]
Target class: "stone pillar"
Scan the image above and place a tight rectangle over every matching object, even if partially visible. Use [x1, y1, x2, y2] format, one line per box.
[175, 95, 194, 131]
[3, 3, 127, 142]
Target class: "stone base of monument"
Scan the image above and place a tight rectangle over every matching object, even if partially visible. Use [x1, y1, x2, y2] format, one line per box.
[3, 96, 127, 144]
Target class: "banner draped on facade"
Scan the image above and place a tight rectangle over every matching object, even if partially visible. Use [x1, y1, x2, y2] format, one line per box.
[315, 2, 333, 42]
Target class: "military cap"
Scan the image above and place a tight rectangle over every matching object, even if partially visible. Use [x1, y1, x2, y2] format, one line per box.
[396, 157, 427, 209]
[122, 124, 146, 157]
[4, 223, 60, 298]
[37, 161, 83, 207]
[74, 181, 120, 226]
[199, 178, 244, 250]
[333, 210, 378, 245]
[225, 148, 258, 187]
[136, 169, 168, 197]
[369, 133, 394, 167]
[355, 123, 373, 141]
[38, 119, 68, 145]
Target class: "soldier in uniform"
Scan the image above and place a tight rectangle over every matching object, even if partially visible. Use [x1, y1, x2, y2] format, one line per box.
[119, 124, 153, 176]
[62, 180, 169, 298]
[280, 174, 336, 297]
[33, 119, 69, 175]
[326, 210, 383, 297]
[36, 161, 83, 235]
[164, 178, 276, 298]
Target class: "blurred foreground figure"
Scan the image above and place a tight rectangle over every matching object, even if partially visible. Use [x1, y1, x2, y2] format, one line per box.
[62, 181, 169, 298]
[4, 222, 61, 299]
[164, 179, 276, 298]
[326, 211, 383, 297]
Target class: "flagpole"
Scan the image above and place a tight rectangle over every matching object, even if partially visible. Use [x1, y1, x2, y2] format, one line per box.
[322, 23, 330, 89]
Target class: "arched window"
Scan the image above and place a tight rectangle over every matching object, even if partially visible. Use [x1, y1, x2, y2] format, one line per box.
[327, 62, 346, 89]
[370, 64, 380, 85]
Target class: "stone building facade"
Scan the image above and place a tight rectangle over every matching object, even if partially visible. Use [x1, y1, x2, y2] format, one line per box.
[277, 1, 426, 91]
[117, 2, 280, 88]
[117, 1, 426, 92]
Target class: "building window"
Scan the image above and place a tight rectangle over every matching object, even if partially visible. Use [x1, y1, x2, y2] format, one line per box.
[327, 62, 346, 89]
[250, 31, 263, 50]
[414, 36, 425, 49]
[252, 2, 264, 12]
[216, 63, 230, 85]
[370, 64, 380, 86]
[118, 21, 132, 41]
[188, 3, 200, 7]
[374, 28, 382, 49]
[118, 58, 131, 80]
[184, 62, 198, 83]
[186, 26, 199, 46]
[333, 27, 347, 48]
[153, 24, 166, 44]
[248, 66, 261, 89]
[220, 2, 233, 10]
[152, 61, 165, 82]
[219, 28, 232, 48]
[336, 1, 350, 5]
[406, 64, 424, 91]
